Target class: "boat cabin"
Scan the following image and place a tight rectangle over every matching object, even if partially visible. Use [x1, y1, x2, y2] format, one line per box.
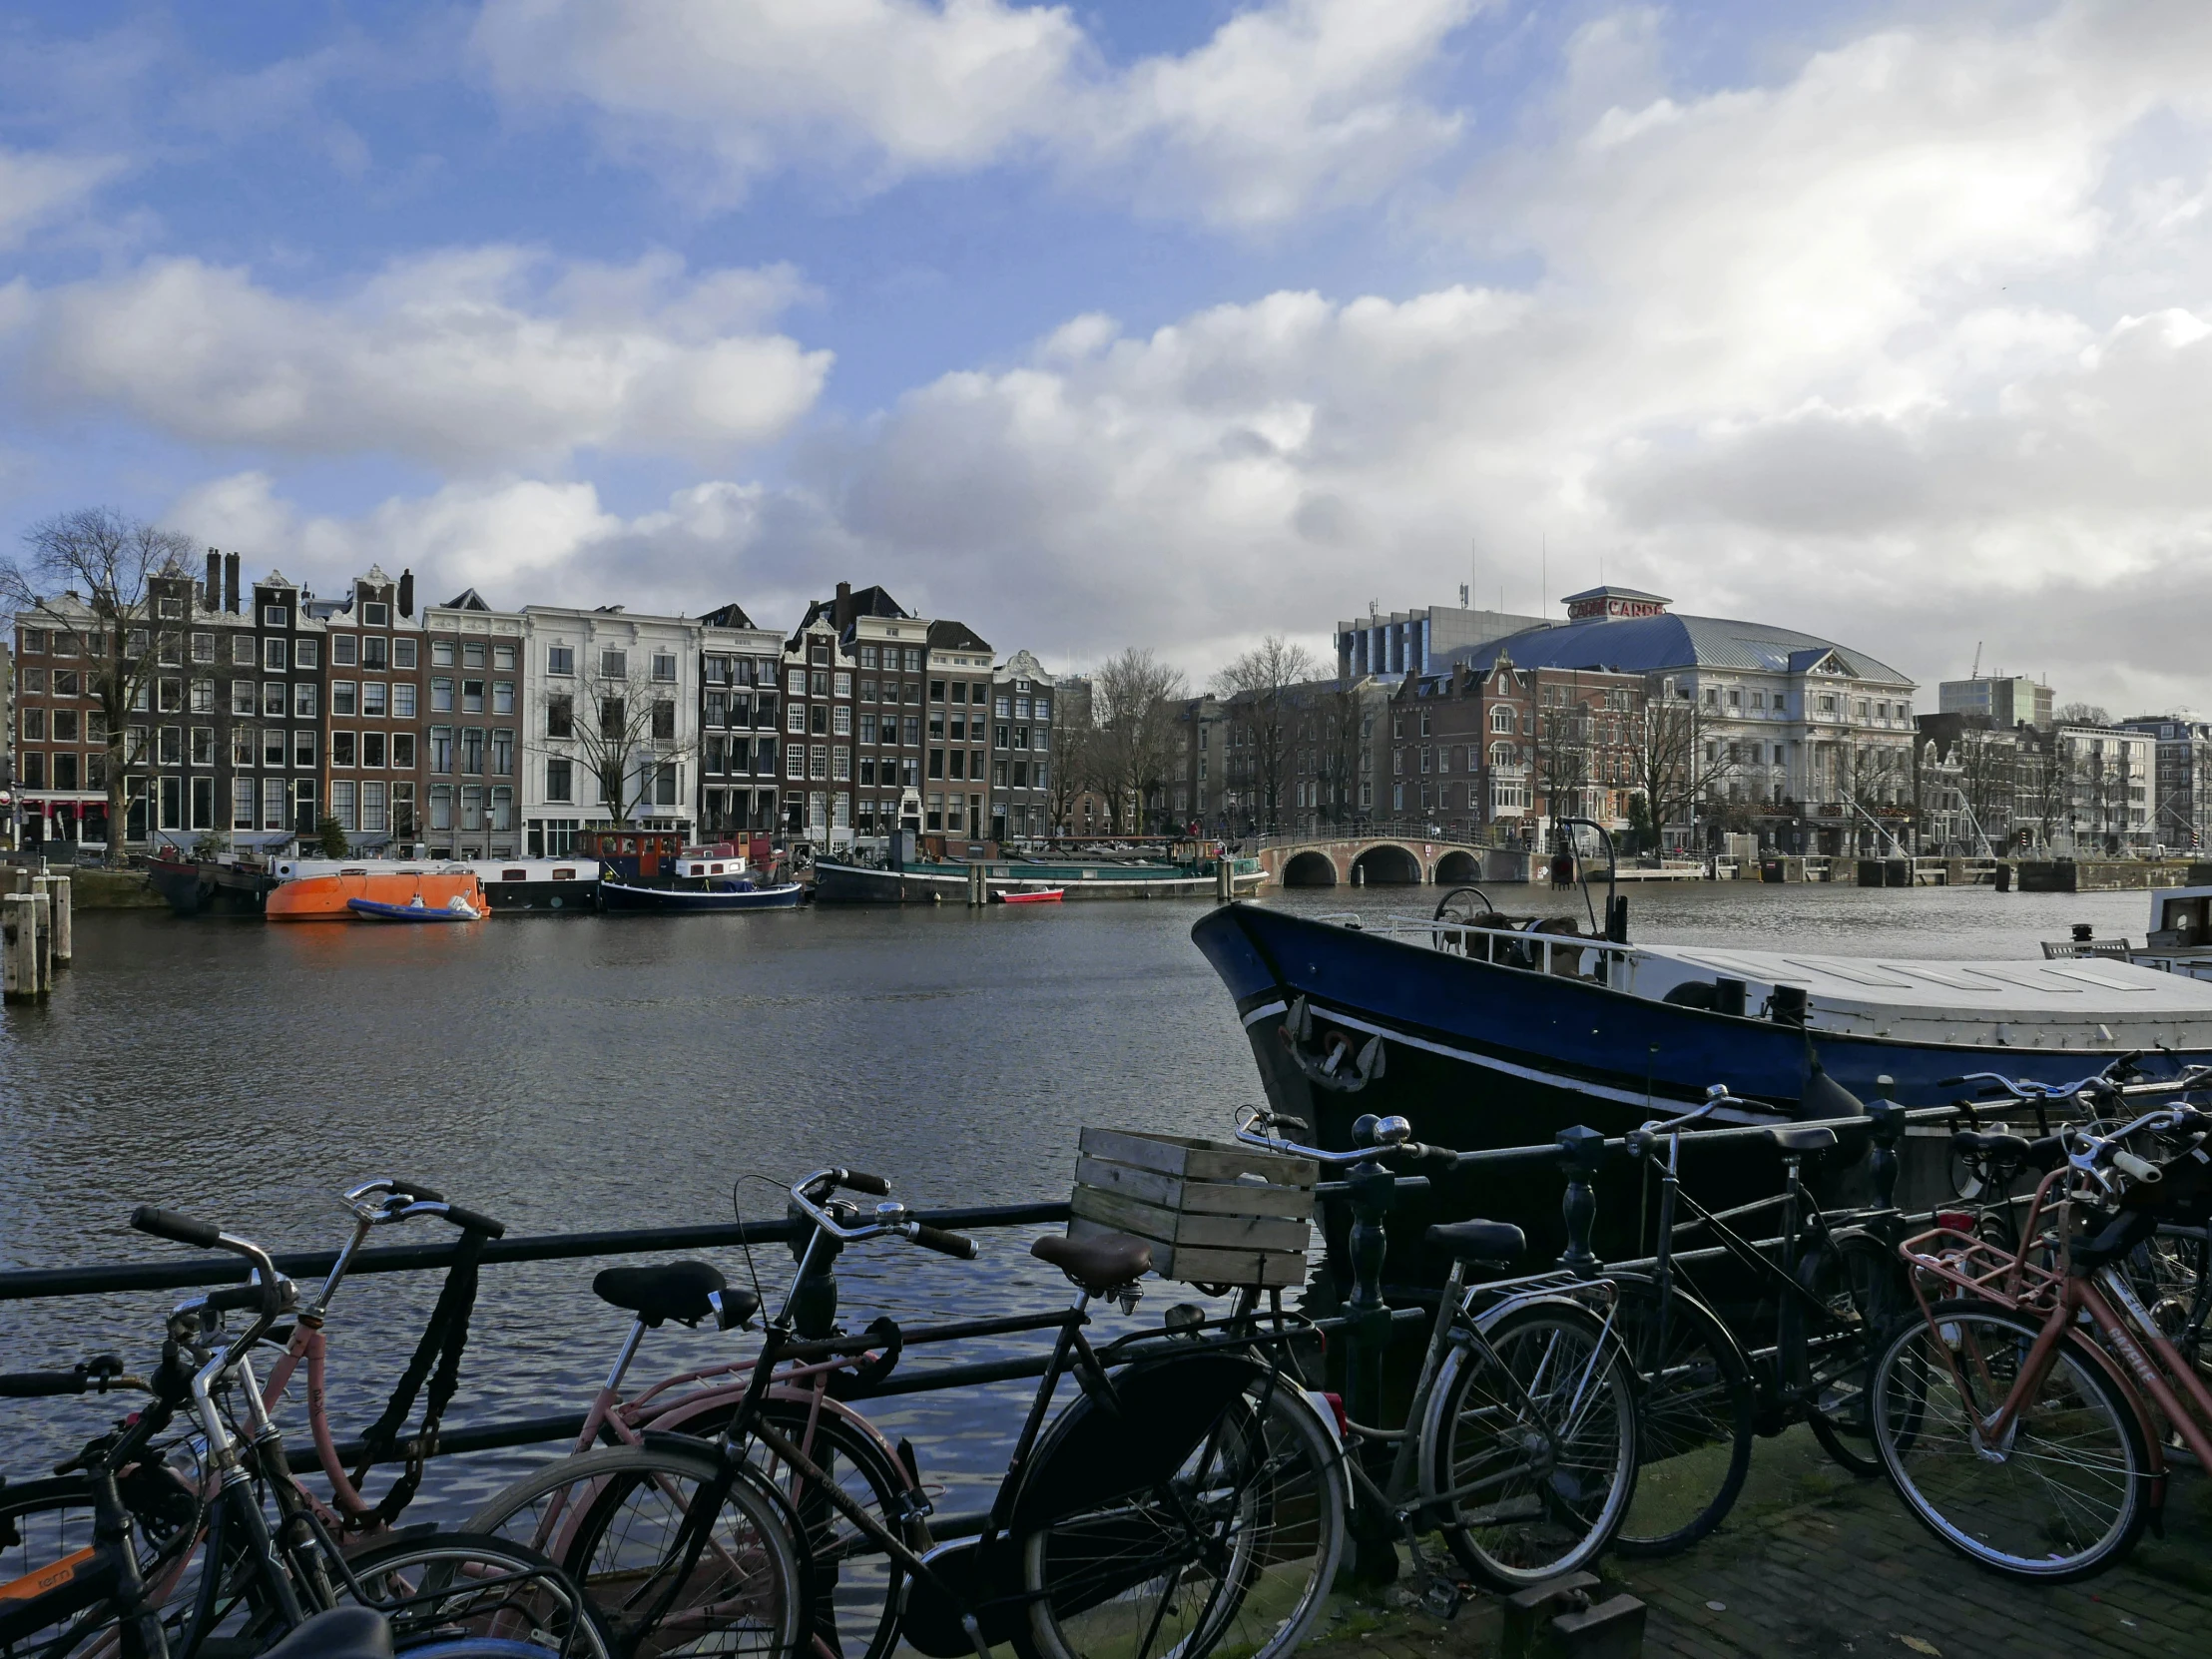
[676, 842, 753, 880]
[579, 828, 686, 880]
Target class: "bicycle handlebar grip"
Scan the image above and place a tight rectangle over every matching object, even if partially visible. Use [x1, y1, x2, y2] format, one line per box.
[2111, 1149, 2162, 1183]
[439, 1204, 507, 1238]
[907, 1224, 979, 1260]
[0, 1371, 89, 1397]
[838, 1170, 893, 1196]
[132, 1206, 223, 1249]
[392, 1180, 447, 1204]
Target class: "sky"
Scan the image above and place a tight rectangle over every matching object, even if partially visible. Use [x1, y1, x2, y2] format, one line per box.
[2, 0, 2210, 712]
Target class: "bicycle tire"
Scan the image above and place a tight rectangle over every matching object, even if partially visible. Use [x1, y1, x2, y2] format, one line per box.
[1601, 1275, 1754, 1557]
[464, 1441, 811, 1659]
[1795, 1230, 1899, 1477]
[1014, 1356, 1345, 1659]
[655, 1395, 914, 1659]
[1872, 1300, 2151, 1581]
[334, 1530, 619, 1659]
[1430, 1301, 1639, 1592]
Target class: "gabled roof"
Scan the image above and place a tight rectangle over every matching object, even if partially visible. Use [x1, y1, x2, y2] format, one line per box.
[1449, 613, 1913, 688]
[701, 601, 757, 630]
[801, 583, 908, 633]
[442, 587, 491, 611]
[927, 617, 991, 653]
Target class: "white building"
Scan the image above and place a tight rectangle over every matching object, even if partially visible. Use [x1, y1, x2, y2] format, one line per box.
[519, 603, 702, 855]
[420, 588, 526, 859]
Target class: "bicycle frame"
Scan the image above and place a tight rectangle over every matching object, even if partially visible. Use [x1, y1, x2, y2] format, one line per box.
[1898, 1172, 2212, 1476]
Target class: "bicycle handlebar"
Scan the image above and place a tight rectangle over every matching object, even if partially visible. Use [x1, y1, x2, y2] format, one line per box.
[786, 1170, 979, 1259]
[1937, 1060, 2212, 1104]
[0, 1358, 149, 1399]
[1233, 1105, 1461, 1166]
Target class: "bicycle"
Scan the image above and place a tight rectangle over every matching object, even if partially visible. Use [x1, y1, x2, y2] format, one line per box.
[1872, 1096, 2212, 1579]
[0, 1206, 610, 1659]
[468, 1165, 1345, 1659]
[1233, 1108, 1641, 1598]
[1599, 1087, 1907, 1496]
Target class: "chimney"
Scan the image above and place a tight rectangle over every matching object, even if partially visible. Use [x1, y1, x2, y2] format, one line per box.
[834, 580, 852, 628]
[398, 568, 414, 618]
[224, 552, 241, 614]
[205, 548, 221, 611]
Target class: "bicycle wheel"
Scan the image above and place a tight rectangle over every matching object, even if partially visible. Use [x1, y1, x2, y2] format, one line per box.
[2128, 1227, 2210, 1389]
[1602, 1276, 1754, 1557]
[336, 1530, 617, 1659]
[1017, 1361, 1344, 1659]
[1431, 1302, 1639, 1592]
[466, 1442, 810, 1659]
[1872, 1300, 2150, 1581]
[1796, 1230, 1898, 1477]
[692, 1397, 914, 1659]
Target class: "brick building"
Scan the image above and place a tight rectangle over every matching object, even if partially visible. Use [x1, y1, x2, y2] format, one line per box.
[697, 602, 785, 838]
[308, 567, 426, 852]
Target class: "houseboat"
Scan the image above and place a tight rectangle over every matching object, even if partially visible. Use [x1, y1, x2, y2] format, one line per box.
[815, 839, 1262, 903]
[149, 854, 282, 917]
[595, 842, 805, 913]
[267, 865, 486, 922]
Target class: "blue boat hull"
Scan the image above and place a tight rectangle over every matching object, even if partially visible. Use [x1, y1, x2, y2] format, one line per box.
[1189, 902, 2212, 1289]
[347, 898, 479, 923]
[599, 879, 805, 913]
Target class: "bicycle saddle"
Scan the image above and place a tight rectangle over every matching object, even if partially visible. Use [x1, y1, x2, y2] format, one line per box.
[1032, 1232, 1153, 1294]
[1950, 1130, 2066, 1170]
[592, 1262, 759, 1330]
[1424, 1220, 1525, 1264]
[260, 1607, 391, 1659]
[1765, 1125, 1838, 1155]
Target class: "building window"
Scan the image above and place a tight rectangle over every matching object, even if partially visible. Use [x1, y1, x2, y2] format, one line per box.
[362, 731, 386, 768]
[546, 694, 573, 738]
[652, 700, 675, 741]
[545, 644, 574, 676]
[333, 636, 358, 667]
[493, 680, 514, 716]
[599, 648, 628, 679]
[430, 785, 453, 831]
[262, 777, 286, 830]
[462, 678, 484, 714]
[190, 727, 214, 767]
[262, 604, 285, 627]
[292, 683, 316, 719]
[652, 652, 677, 682]
[787, 745, 806, 780]
[333, 681, 357, 717]
[391, 681, 417, 720]
[263, 726, 285, 767]
[787, 702, 806, 734]
[462, 729, 485, 774]
[431, 676, 454, 713]
[293, 729, 315, 768]
[331, 781, 357, 830]
[810, 745, 829, 781]
[546, 758, 573, 802]
[331, 732, 356, 768]
[295, 638, 318, 670]
[832, 706, 852, 738]
[430, 727, 453, 773]
[362, 681, 387, 718]
[392, 732, 416, 768]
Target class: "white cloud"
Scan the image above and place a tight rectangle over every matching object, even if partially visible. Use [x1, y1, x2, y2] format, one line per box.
[130, 2, 2212, 718]
[23, 248, 830, 468]
[0, 148, 123, 248]
[472, 0, 1481, 225]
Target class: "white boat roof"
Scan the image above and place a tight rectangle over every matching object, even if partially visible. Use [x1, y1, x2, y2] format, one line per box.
[1652, 947, 2212, 1017]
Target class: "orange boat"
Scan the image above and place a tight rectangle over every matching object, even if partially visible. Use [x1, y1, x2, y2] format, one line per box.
[266, 867, 486, 922]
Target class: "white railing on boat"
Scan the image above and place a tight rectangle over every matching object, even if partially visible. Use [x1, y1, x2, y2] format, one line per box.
[1312, 912, 1650, 992]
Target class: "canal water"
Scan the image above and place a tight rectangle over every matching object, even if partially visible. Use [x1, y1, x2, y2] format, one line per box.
[0, 880, 2152, 1516]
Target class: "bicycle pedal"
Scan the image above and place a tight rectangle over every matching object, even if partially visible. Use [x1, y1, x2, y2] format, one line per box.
[1417, 1579, 1470, 1620]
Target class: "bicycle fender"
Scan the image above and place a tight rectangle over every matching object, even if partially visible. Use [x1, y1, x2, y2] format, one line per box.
[1006, 1352, 1268, 1534]
[898, 1538, 1028, 1658]
[1418, 1298, 1621, 1510]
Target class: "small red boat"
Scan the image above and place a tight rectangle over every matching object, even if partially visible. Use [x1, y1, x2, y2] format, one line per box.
[995, 887, 1065, 904]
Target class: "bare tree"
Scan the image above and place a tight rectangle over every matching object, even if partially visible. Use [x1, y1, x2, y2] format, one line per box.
[1312, 680, 1371, 828]
[1531, 688, 1594, 830]
[1044, 677, 1098, 834]
[1212, 636, 1320, 833]
[1845, 742, 1912, 853]
[2055, 701, 2112, 728]
[0, 508, 197, 863]
[2028, 730, 2073, 850]
[1629, 696, 1735, 849]
[532, 664, 677, 828]
[1094, 648, 1187, 833]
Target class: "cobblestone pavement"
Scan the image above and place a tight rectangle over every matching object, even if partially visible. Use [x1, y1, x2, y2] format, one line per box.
[1297, 1428, 2212, 1659]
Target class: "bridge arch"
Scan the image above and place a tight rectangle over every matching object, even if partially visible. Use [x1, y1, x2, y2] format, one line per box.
[1433, 848, 1480, 885]
[1281, 849, 1339, 887]
[1352, 843, 1423, 885]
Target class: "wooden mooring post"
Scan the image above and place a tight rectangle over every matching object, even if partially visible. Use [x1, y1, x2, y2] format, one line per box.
[3, 889, 50, 1003]
[46, 874, 71, 967]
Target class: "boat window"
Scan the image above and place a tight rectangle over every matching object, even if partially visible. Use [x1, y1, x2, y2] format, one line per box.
[502, 868, 527, 881]
[552, 868, 575, 880]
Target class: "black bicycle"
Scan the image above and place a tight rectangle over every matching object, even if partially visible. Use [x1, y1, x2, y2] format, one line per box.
[0, 1206, 609, 1659]
[1598, 1087, 1909, 1557]
[466, 1165, 1345, 1659]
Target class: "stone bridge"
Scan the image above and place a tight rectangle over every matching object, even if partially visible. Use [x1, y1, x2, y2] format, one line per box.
[1252, 828, 1534, 888]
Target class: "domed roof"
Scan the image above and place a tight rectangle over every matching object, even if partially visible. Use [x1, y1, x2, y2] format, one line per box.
[1451, 612, 1912, 689]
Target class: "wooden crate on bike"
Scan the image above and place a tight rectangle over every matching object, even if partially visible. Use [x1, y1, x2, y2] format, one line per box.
[1068, 1126, 1317, 1289]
